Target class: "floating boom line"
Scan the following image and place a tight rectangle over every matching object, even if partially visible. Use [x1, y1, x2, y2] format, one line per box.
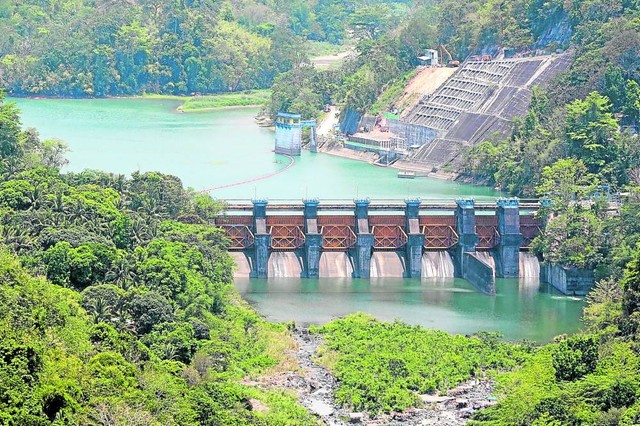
[197, 154, 295, 193]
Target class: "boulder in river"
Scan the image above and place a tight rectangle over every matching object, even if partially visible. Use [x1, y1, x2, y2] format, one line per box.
[349, 412, 364, 423]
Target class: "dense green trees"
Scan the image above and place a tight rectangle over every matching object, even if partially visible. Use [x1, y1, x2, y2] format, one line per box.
[469, 338, 640, 425]
[0, 248, 315, 424]
[0, 0, 415, 97]
[313, 313, 531, 413]
[0, 93, 315, 424]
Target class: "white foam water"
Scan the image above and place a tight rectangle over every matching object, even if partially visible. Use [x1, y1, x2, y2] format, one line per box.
[370, 252, 405, 277]
[268, 252, 302, 278]
[421, 251, 455, 278]
[318, 252, 354, 278]
[519, 252, 540, 278]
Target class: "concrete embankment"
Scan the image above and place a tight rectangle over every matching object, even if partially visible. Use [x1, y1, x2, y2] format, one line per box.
[542, 263, 594, 295]
[462, 252, 496, 295]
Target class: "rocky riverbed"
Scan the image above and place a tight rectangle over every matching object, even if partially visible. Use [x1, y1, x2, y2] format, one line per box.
[265, 327, 499, 425]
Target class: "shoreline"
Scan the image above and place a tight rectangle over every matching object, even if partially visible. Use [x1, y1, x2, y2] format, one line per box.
[177, 104, 264, 113]
[318, 144, 463, 183]
[7, 92, 270, 113]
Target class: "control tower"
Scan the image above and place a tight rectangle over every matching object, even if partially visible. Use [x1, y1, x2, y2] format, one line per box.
[275, 112, 303, 155]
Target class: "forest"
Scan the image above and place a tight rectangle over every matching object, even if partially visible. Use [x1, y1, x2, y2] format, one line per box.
[4, 83, 640, 424]
[0, 0, 412, 96]
[269, 0, 639, 122]
[2, 0, 640, 424]
[0, 90, 319, 424]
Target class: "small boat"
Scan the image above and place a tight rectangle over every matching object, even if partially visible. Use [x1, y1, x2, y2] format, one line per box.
[398, 171, 416, 179]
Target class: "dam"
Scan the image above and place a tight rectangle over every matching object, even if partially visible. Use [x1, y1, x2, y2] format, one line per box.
[220, 197, 542, 295]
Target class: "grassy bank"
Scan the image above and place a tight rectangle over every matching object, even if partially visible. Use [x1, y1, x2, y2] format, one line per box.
[307, 40, 352, 57]
[139, 93, 188, 100]
[177, 90, 271, 112]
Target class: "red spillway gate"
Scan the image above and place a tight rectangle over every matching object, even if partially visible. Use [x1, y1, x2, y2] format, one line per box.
[476, 215, 499, 250]
[318, 215, 356, 251]
[215, 216, 254, 250]
[420, 215, 458, 249]
[520, 215, 542, 249]
[214, 211, 543, 252]
[370, 215, 407, 250]
[267, 216, 305, 250]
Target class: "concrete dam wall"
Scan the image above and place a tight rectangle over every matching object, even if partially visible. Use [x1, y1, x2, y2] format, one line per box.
[226, 199, 587, 296]
[224, 198, 555, 295]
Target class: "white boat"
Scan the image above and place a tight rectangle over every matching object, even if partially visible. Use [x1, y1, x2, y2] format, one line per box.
[398, 171, 416, 179]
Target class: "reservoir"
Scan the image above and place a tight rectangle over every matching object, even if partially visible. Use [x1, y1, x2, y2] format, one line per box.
[11, 97, 584, 341]
[11, 97, 498, 199]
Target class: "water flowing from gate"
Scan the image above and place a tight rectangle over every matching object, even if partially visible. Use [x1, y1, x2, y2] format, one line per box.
[370, 252, 405, 277]
[318, 252, 354, 277]
[421, 251, 455, 278]
[268, 252, 302, 278]
[230, 252, 252, 278]
[519, 252, 540, 278]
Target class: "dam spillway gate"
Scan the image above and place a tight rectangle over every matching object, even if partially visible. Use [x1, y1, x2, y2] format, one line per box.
[219, 198, 543, 294]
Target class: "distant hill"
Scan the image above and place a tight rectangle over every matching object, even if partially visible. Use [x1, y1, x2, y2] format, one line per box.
[0, 0, 412, 97]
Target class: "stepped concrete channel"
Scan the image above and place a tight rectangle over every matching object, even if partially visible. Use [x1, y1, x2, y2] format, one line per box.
[220, 197, 579, 295]
[338, 53, 572, 174]
[399, 54, 572, 171]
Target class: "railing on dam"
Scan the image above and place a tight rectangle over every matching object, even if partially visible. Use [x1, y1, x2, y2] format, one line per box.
[219, 198, 541, 212]
[213, 197, 544, 281]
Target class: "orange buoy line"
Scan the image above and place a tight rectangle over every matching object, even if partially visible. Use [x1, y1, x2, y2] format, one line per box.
[197, 154, 295, 193]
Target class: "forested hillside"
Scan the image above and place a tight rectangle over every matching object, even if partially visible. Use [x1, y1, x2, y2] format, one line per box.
[271, 0, 638, 121]
[2, 0, 640, 424]
[0, 0, 412, 96]
[0, 91, 318, 424]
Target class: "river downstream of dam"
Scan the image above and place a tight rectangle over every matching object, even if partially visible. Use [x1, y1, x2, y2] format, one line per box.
[12, 97, 584, 341]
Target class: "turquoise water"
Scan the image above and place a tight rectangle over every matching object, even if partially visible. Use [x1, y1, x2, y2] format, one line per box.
[10, 97, 499, 200]
[236, 277, 583, 342]
[12, 97, 583, 341]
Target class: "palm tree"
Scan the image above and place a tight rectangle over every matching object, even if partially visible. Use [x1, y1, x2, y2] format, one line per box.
[106, 257, 137, 290]
[1, 225, 37, 253]
[86, 296, 113, 324]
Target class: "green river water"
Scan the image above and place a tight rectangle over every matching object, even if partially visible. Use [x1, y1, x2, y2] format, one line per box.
[11, 97, 584, 341]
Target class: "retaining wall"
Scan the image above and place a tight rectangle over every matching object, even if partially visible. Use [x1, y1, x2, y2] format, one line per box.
[542, 263, 594, 295]
[463, 252, 496, 295]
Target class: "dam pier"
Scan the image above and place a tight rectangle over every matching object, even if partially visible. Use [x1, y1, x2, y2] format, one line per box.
[219, 198, 542, 294]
